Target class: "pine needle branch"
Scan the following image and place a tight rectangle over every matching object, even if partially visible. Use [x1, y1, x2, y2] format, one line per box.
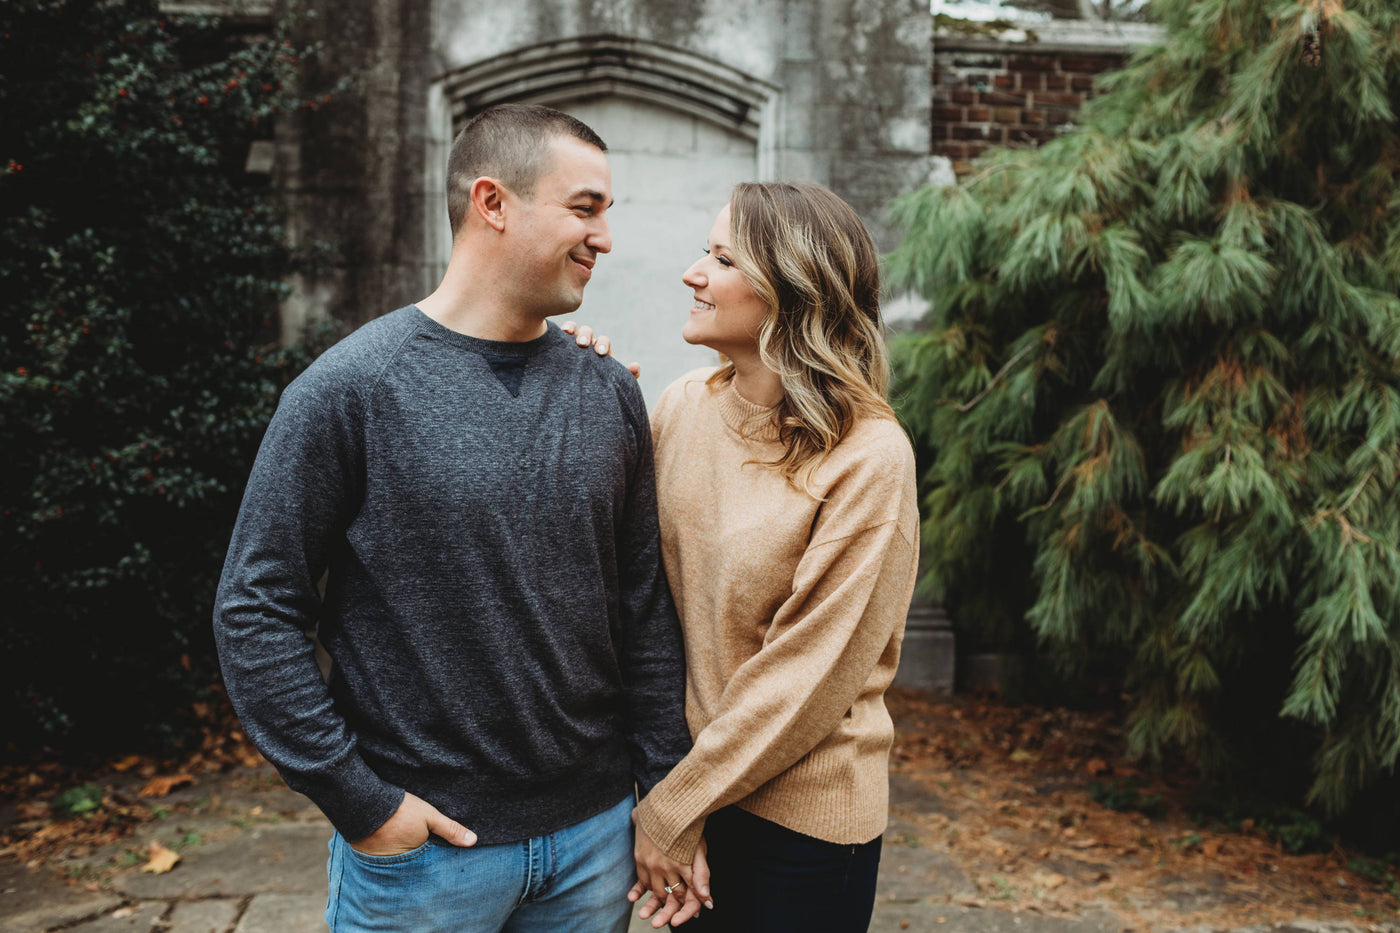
[958, 344, 1036, 413]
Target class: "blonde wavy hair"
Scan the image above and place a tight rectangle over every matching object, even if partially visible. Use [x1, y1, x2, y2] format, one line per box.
[710, 181, 895, 492]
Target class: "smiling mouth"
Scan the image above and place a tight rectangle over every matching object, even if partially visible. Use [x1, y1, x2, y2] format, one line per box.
[691, 299, 715, 312]
[571, 255, 595, 273]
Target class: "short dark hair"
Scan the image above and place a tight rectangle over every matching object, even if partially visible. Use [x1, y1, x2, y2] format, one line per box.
[446, 103, 607, 235]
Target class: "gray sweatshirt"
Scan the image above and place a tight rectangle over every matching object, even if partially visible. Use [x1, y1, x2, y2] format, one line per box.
[213, 307, 690, 843]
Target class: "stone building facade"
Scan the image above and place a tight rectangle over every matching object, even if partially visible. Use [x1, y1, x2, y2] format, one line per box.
[276, 1, 1159, 403]
[281, 0, 937, 402]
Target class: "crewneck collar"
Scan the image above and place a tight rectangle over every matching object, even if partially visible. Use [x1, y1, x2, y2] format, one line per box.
[410, 305, 559, 357]
[715, 378, 783, 443]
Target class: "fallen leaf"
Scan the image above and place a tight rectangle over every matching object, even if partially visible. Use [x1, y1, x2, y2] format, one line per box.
[138, 774, 194, 797]
[141, 841, 180, 874]
[17, 802, 49, 820]
[1010, 748, 1040, 762]
[1203, 840, 1223, 857]
[955, 896, 985, 908]
[111, 755, 143, 773]
[1086, 758, 1110, 775]
[1032, 872, 1067, 890]
[112, 906, 136, 918]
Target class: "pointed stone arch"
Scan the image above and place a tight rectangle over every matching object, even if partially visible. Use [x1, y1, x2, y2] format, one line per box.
[437, 34, 780, 149]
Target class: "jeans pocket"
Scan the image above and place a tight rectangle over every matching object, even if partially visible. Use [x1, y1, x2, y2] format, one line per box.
[345, 837, 434, 867]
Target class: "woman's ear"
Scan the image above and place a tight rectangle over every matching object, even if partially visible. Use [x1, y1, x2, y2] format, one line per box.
[471, 177, 507, 232]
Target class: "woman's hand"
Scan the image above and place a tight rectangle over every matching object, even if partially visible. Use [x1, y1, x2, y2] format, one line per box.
[630, 817, 711, 927]
[560, 321, 641, 379]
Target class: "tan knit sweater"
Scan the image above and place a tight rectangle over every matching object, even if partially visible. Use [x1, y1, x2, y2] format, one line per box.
[633, 368, 920, 864]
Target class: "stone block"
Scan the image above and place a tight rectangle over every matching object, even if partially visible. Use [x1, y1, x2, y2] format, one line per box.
[951, 53, 1005, 69]
[1035, 90, 1083, 107]
[0, 859, 121, 933]
[951, 124, 992, 141]
[1008, 54, 1058, 72]
[113, 824, 329, 900]
[65, 902, 165, 932]
[1018, 70, 1047, 91]
[1059, 54, 1124, 74]
[235, 894, 327, 933]
[981, 90, 1027, 106]
[885, 116, 929, 152]
[894, 606, 955, 695]
[167, 898, 241, 933]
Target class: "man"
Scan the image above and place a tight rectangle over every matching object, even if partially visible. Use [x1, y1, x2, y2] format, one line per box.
[214, 103, 697, 931]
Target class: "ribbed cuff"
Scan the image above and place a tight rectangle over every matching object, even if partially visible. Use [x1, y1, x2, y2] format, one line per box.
[634, 762, 717, 863]
[294, 752, 404, 842]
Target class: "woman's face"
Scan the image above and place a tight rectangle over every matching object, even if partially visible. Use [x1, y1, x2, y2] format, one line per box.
[680, 204, 770, 358]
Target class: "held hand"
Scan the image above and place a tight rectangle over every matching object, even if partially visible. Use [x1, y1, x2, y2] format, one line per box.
[630, 814, 711, 927]
[349, 791, 476, 857]
[560, 320, 641, 380]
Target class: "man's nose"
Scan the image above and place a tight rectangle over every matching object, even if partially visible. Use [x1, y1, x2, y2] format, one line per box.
[589, 217, 612, 254]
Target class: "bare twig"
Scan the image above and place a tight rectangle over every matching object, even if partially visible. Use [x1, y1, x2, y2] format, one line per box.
[958, 344, 1036, 413]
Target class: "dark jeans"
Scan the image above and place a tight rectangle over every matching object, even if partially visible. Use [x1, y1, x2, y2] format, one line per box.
[681, 805, 883, 933]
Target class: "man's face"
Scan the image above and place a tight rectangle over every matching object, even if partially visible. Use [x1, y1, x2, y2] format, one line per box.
[506, 135, 613, 318]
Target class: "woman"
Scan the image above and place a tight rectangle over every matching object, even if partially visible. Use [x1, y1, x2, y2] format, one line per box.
[573, 181, 917, 932]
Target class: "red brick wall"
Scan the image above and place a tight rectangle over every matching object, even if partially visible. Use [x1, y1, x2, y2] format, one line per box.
[932, 45, 1128, 175]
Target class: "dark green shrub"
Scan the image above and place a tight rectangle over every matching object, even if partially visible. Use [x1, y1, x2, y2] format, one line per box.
[0, 0, 330, 754]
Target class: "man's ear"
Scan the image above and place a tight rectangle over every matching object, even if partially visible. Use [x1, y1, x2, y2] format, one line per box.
[471, 177, 507, 232]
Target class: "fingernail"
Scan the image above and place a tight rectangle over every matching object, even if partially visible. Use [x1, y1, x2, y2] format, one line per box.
[705, 900, 714, 909]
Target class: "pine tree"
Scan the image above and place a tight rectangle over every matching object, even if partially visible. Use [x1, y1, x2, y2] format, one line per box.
[889, 0, 1400, 820]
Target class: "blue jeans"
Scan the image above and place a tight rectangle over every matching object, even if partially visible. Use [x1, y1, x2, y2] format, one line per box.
[325, 794, 635, 932]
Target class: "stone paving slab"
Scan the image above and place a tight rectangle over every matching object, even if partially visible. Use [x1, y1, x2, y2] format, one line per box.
[167, 898, 242, 933]
[64, 900, 166, 931]
[870, 903, 1125, 933]
[0, 857, 120, 933]
[880, 817, 977, 902]
[235, 894, 325, 932]
[112, 824, 327, 900]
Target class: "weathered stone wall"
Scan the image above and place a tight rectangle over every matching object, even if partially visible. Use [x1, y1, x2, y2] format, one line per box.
[280, 0, 935, 376]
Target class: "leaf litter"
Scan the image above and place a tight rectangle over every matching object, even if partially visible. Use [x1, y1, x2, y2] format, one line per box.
[886, 688, 1400, 930]
[0, 685, 271, 873]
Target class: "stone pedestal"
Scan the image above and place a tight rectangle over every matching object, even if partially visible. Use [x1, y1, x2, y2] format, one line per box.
[894, 604, 955, 695]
